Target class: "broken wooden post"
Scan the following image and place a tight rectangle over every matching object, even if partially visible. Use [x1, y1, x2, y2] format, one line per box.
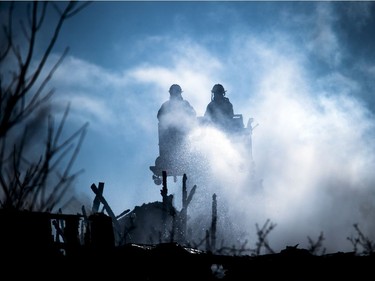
[178, 173, 198, 244]
[211, 193, 217, 252]
[160, 171, 168, 203]
[90, 183, 122, 244]
[205, 229, 211, 252]
[88, 212, 115, 250]
[92, 182, 104, 213]
[181, 174, 188, 241]
[160, 171, 168, 241]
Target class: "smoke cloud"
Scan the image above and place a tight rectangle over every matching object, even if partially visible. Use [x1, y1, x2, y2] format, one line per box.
[43, 2, 375, 253]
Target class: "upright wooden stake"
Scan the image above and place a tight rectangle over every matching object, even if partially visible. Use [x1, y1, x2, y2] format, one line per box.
[181, 174, 188, 241]
[211, 193, 217, 252]
[160, 171, 168, 241]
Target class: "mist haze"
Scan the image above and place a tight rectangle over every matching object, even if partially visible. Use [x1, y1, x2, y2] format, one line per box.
[4, 1, 375, 253]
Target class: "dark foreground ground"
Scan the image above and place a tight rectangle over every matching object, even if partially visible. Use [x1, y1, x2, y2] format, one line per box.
[3, 242, 374, 280]
[1, 210, 373, 280]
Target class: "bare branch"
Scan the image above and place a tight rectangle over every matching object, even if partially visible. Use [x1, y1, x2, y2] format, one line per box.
[0, 1, 89, 212]
[0, 2, 14, 61]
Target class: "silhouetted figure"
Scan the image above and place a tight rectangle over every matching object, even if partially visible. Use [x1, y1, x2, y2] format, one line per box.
[155, 84, 196, 176]
[157, 84, 196, 125]
[204, 84, 234, 131]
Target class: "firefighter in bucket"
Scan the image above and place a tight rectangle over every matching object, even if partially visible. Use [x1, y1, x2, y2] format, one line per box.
[150, 84, 197, 184]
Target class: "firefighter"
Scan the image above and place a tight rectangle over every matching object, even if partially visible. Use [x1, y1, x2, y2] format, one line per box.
[156, 84, 196, 173]
[157, 84, 196, 124]
[204, 84, 234, 130]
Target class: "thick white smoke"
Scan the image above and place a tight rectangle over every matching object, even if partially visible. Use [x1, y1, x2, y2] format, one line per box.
[44, 2, 375, 254]
[176, 45, 375, 254]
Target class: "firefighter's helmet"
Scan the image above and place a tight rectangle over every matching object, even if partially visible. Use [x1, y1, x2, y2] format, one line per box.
[169, 84, 183, 95]
[211, 84, 226, 94]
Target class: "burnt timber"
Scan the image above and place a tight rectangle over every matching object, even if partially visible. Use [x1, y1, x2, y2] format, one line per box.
[0, 209, 374, 280]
